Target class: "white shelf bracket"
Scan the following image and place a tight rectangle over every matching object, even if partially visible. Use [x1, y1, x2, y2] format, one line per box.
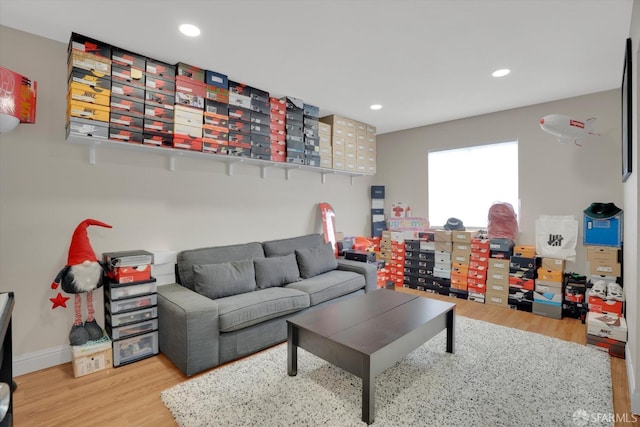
[350, 175, 356, 186]
[261, 166, 268, 179]
[285, 168, 292, 180]
[168, 155, 176, 171]
[321, 172, 327, 184]
[227, 162, 234, 176]
[88, 145, 96, 165]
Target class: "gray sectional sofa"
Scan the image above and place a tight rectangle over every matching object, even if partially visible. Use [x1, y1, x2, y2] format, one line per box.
[157, 233, 378, 376]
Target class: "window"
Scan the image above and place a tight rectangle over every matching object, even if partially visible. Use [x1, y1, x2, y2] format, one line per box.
[428, 141, 519, 229]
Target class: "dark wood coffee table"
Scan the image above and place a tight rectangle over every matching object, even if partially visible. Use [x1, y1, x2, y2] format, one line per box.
[287, 288, 455, 424]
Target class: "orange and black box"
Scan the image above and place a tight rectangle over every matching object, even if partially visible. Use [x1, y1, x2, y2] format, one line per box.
[68, 32, 111, 59]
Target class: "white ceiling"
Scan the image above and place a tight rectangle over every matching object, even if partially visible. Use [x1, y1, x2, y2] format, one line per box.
[0, 0, 633, 135]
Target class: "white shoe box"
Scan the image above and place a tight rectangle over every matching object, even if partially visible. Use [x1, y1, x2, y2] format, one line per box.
[586, 311, 628, 342]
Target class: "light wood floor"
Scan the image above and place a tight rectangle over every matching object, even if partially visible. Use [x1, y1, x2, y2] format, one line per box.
[13, 288, 636, 426]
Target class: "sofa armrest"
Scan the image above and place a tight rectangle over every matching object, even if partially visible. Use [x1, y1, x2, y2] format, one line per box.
[337, 259, 378, 293]
[157, 283, 220, 376]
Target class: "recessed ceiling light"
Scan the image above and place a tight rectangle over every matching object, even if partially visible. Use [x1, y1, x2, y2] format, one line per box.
[179, 24, 201, 37]
[370, 104, 382, 110]
[492, 68, 511, 78]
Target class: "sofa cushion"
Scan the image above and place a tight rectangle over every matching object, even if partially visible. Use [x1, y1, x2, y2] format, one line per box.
[178, 242, 265, 291]
[254, 253, 300, 289]
[284, 269, 365, 306]
[193, 260, 256, 300]
[215, 287, 310, 332]
[262, 233, 324, 257]
[295, 242, 338, 279]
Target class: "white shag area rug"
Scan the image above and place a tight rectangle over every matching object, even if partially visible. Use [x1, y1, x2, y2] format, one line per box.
[161, 316, 613, 426]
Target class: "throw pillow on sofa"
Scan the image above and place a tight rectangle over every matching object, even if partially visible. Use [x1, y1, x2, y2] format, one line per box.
[193, 259, 256, 299]
[295, 242, 338, 279]
[254, 253, 301, 289]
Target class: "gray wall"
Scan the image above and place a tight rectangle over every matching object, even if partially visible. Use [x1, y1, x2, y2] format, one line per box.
[0, 26, 374, 370]
[376, 90, 623, 275]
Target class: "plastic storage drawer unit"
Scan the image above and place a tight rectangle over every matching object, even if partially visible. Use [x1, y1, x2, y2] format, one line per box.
[106, 293, 157, 314]
[106, 306, 157, 327]
[107, 318, 158, 340]
[113, 331, 159, 367]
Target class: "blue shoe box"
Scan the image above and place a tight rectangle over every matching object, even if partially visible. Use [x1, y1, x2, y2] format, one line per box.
[583, 213, 623, 247]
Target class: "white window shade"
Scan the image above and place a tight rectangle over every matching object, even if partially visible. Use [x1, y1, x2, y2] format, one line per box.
[428, 141, 519, 229]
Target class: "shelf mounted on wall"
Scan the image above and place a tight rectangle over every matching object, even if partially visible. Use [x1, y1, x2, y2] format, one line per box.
[67, 136, 370, 184]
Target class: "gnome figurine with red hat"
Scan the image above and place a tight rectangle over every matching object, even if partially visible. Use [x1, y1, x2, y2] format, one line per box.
[51, 219, 112, 346]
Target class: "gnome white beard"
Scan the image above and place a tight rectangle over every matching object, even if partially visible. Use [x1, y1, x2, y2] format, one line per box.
[69, 261, 103, 292]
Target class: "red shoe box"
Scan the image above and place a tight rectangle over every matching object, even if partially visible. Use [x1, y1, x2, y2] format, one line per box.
[109, 265, 151, 284]
[587, 293, 624, 316]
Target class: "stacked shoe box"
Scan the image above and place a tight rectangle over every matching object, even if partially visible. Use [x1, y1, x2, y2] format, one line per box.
[485, 238, 514, 308]
[403, 235, 435, 291]
[150, 250, 177, 286]
[66, 33, 112, 140]
[284, 96, 305, 164]
[429, 230, 452, 295]
[227, 81, 252, 156]
[102, 250, 159, 367]
[355, 122, 377, 174]
[450, 231, 473, 299]
[142, 57, 176, 147]
[269, 97, 286, 162]
[249, 86, 271, 160]
[109, 47, 147, 144]
[563, 273, 587, 320]
[370, 185, 386, 238]
[380, 231, 405, 288]
[533, 261, 565, 319]
[173, 63, 205, 151]
[318, 121, 332, 168]
[467, 237, 490, 303]
[585, 246, 626, 357]
[319, 115, 354, 171]
[202, 70, 230, 154]
[303, 103, 321, 166]
[508, 246, 537, 312]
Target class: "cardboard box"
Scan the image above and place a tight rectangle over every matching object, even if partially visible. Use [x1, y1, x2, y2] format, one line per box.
[533, 290, 562, 305]
[486, 280, 508, 294]
[588, 261, 621, 277]
[488, 258, 509, 272]
[68, 68, 111, 90]
[537, 268, 563, 282]
[587, 246, 621, 264]
[541, 258, 566, 272]
[586, 312, 627, 342]
[485, 292, 509, 307]
[205, 69, 229, 89]
[452, 231, 473, 243]
[487, 270, 509, 285]
[67, 50, 111, 75]
[513, 245, 536, 258]
[71, 335, 113, 378]
[111, 64, 145, 87]
[434, 230, 452, 242]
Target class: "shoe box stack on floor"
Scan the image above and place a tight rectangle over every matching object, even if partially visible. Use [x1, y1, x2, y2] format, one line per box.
[581, 203, 626, 358]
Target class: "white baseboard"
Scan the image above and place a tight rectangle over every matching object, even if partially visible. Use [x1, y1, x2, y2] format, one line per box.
[13, 345, 71, 377]
[625, 346, 640, 414]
